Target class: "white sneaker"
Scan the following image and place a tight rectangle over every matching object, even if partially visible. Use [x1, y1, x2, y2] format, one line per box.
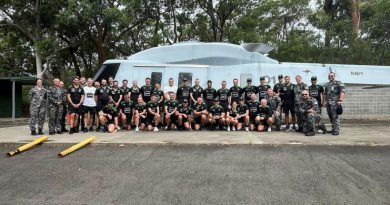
[227, 127, 230, 132]
[117, 126, 121, 130]
[165, 126, 168, 130]
[154, 127, 159, 132]
[245, 127, 249, 132]
[232, 126, 236, 131]
[135, 127, 139, 132]
[267, 127, 271, 132]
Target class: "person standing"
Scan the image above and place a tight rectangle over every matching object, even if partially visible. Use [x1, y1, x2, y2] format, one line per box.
[153, 83, 165, 127]
[164, 78, 178, 100]
[140, 78, 154, 103]
[176, 78, 192, 103]
[242, 78, 257, 104]
[67, 76, 85, 134]
[94, 79, 110, 132]
[280, 76, 296, 131]
[228, 78, 243, 106]
[129, 80, 141, 103]
[48, 78, 66, 135]
[265, 88, 282, 131]
[109, 80, 122, 108]
[120, 79, 131, 101]
[294, 75, 309, 133]
[28, 78, 47, 135]
[203, 80, 216, 110]
[257, 76, 271, 101]
[82, 78, 97, 132]
[217, 80, 230, 118]
[323, 72, 345, 135]
[190, 78, 203, 106]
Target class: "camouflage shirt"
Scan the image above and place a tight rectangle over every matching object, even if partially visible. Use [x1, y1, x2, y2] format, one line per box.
[294, 82, 309, 103]
[28, 86, 47, 107]
[297, 97, 320, 115]
[48, 86, 66, 106]
[324, 80, 346, 105]
[265, 94, 282, 111]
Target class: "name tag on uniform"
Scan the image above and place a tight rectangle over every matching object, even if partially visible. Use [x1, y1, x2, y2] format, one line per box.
[207, 94, 213, 99]
[151, 108, 156, 112]
[331, 86, 334, 91]
[156, 95, 160, 101]
[124, 108, 131, 113]
[310, 90, 318, 96]
[246, 92, 252, 97]
[87, 93, 93, 98]
[71, 88, 76, 92]
[250, 107, 257, 112]
[100, 89, 103, 93]
[183, 91, 189, 97]
[260, 91, 266, 97]
[168, 107, 174, 112]
[220, 94, 227, 100]
[283, 87, 287, 91]
[111, 91, 115, 95]
[144, 91, 150, 96]
[193, 88, 197, 92]
[232, 92, 238, 97]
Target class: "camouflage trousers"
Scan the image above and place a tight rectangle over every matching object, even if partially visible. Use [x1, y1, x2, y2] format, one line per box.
[302, 113, 322, 133]
[272, 111, 281, 128]
[295, 105, 303, 128]
[29, 105, 46, 132]
[49, 104, 63, 132]
[327, 103, 340, 132]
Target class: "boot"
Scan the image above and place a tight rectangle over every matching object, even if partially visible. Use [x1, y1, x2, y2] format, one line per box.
[305, 132, 315, 136]
[319, 123, 327, 134]
[61, 127, 69, 132]
[31, 131, 38, 136]
[38, 129, 44, 135]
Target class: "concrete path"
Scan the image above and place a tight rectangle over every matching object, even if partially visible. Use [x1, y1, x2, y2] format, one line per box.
[0, 120, 389, 146]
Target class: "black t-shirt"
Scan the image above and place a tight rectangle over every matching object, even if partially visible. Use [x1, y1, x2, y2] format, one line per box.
[257, 85, 271, 100]
[273, 83, 285, 101]
[229, 86, 243, 102]
[146, 101, 159, 114]
[109, 88, 122, 103]
[192, 102, 207, 112]
[247, 100, 260, 115]
[242, 85, 258, 102]
[217, 88, 230, 106]
[280, 84, 296, 105]
[228, 108, 239, 118]
[192, 86, 203, 100]
[140, 85, 154, 103]
[102, 106, 118, 122]
[237, 104, 248, 115]
[177, 85, 192, 100]
[119, 101, 134, 115]
[209, 105, 224, 117]
[309, 85, 324, 105]
[152, 90, 164, 106]
[120, 86, 131, 99]
[134, 104, 146, 114]
[67, 85, 85, 104]
[165, 100, 179, 113]
[130, 87, 141, 102]
[177, 104, 192, 115]
[203, 88, 217, 104]
[258, 105, 271, 119]
[95, 86, 110, 104]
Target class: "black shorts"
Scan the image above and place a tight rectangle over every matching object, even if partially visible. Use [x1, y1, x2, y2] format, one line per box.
[249, 114, 258, 125]
[97, 101, 108, 112]
[194, 116, 202, 124]
[83, 106, 96, 114]
[169, 114, 177, 124]
[123, 113, 132, 124]
[68, 104, 82, 114]
[283, 103, 295, 114]
[181, 116, 189, 123]
[146, 115, 155, 125]
[221, 104, 229, 113]
[238, 117, 245, 124]
[140, 116, 146, 124]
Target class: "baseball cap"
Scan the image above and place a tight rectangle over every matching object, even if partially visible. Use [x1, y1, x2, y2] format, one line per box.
[311, 76, 317, 80]
[260, 76, 265, 80]
[239, 96, 244, 101]
[108, 100, 115, 104]
[183, 99, 188, 103]
[278, 75, 283, 78]
[247, 78, 252, 82]
[214, 98, 219, 102]
[183, 78, 188, 81]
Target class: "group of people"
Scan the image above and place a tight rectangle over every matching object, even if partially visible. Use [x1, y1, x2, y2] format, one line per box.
[28, 72, 345, 136]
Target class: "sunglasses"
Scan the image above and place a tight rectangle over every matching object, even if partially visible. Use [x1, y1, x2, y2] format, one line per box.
[302, 94, 308, 96]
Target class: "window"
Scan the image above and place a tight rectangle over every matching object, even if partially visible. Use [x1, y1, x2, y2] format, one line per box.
[178, 73, 193, 87]
[151, 72, 163, 87]
[240, 74, 252, 87]
[94, 63, 121, 82]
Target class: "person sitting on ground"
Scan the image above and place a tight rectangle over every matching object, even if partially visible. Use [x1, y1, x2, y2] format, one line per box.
[175, 99, 192, 131]
[192, 97, 208, 131]
[208, 98, 225, 130]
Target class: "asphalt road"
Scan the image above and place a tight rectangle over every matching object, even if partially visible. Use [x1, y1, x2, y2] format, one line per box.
[1, 145, 389, 205]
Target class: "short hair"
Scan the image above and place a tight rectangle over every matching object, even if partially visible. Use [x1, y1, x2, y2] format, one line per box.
[113, 80, 118, 84]
[145, 77, 151, 80]
[169, 78, 174, 81]
[101, 78, 107, 82]
[122, 79, 128, 82]
[73, 76, 80, 80]
[195, 78, 199, 81]
[329, 72, 336, 76]
[267, 88, 273, 91]
[36, 78, 43, 83]
[155, 83, 160, 86]
[151, 94, 156, 97]
[133, 80, 137, 83]
[284, 76, 290, 79]
[295, 75, 302, 79]
[108, 76, 114, 79]
[222, 81, 226, 83]
[80, 76, 86, 79]
[87, 78, 93, 81]
[233, 78, 238, 81]
[124, 94, 129, 98]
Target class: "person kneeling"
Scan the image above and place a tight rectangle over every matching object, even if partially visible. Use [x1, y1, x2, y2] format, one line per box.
[208, 98, 225, 130]
[258, 99, 273, 132]
[176, 99, 192, 131]
[98, 100, 118, 133]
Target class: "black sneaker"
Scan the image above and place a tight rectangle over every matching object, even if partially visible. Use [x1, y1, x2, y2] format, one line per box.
[327, 130, 334, 134]
[276, 126, 281, 131]
[96, 127, 101, 132]
[296, 127, 303, 132]
[167, 126, 171, 131]
[83, 128, 88, 133]
[31, 131, 38, 136]
[333, 131, 339, 135]
[179, 126, 183, 131]
[305, 132, 315, 136]
[89, 127, 94, 132]
[57, 131, 63, 134]
[38, 129, 44, 135]
[74, 127, 79, 133]
[61, 128, 69, 132]
[69, 128, 74, 134]
[49, 132, 55, 135]
[319, 124, 327, 134]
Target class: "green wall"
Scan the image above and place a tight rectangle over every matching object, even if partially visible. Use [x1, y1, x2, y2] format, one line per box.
[0, 81, 22, 118]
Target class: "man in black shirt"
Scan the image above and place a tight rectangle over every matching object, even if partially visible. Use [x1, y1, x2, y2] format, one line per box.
[130, 80, 141, 102]
[258, 99, 273, 132]
[120, 79, 131, 101]
[176, 78, 192, 103]
[165, 93, 179, 131]
[176, 99, 192, 131]
[190, 78, 203, 105]
[134, 98, 147, 132]
[153, 83, 165, 127]
[258, 76, 271, 101]
[237, 97, 250, 131]
[109, 80, 122, 108]
[217, 81, 230, 115]
[146, 95, 160, 132]
[203, 80, 217, 110]
[67, 76, 85, 134]
[280, 76, 297, 131]
[229, 78, 243, 106]
[242, 78, 257, 103]
[247, 93, 260, 131]
[192, 97, 208, 131]
[94, 79, 110, 132]
[309, 76, 324, 112]
[140, 78, 154, 103]
[98, 100, 118, 133]
[208, 98, 225, 130]
[119, 95, 134, 131]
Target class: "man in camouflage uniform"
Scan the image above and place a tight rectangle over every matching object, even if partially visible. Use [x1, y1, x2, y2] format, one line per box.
[297, 90, 322, 136]
[323, 72, 345, 135]
[294, 75, 309, 133]
[28, 78, 47, 135]
[48, 79, 66, 135]
[265, 88, 282, 131]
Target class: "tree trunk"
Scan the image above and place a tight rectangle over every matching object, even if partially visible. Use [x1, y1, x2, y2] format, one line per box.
[35, 45, 43, 78]
[351, 0, 361, 37]
[96, 42, 107, 68]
